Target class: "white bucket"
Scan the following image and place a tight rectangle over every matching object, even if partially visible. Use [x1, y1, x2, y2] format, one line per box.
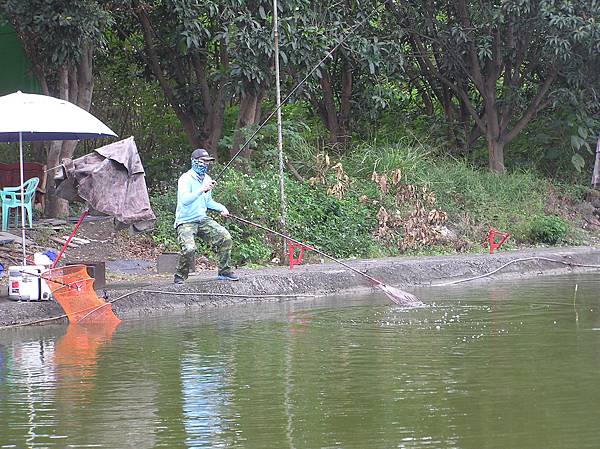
[8, 265, 53, 301]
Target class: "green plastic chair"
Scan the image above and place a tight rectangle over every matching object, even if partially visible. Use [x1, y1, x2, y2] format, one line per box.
[1, 177, 39, 231]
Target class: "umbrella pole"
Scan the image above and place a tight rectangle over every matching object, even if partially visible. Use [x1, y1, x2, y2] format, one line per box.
[19, 132, 26, 266]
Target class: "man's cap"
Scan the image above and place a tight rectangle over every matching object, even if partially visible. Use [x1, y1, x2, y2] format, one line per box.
[191, 148, 216, 161]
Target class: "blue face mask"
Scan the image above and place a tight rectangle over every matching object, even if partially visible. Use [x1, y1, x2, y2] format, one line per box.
[191, 159, 208, 177]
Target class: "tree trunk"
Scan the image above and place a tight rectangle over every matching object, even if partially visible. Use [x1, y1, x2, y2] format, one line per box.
[201, 114, 224, 156]
[195, 41, 229, 158]
[592, 135, 600, 189]
[45, 46, 96, 218]
[44, 65, 70, 218]
[229, 92, 259, 160]
[319, 70, 340, 148]
[482, 89, 506, 173]
[254, 91, 264, 123]
[459, 98, 477, 153]
[486, 138, 505, 173]
[336, 61, 352, 151]
[44, 141, 67, 218]
[198, 66, 222, 156]
[201, 88, 225, 157]
[418, 81, 434, 115]
[136, 4, 202, 149]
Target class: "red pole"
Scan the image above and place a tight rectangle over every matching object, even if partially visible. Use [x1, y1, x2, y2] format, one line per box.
[51, 209, 89, 268]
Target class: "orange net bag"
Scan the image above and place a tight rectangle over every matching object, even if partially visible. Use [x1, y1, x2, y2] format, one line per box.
[43, 265, 121, 325]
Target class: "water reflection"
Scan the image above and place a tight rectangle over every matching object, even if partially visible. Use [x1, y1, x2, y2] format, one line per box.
[0, 322, 125, 448]
[9, 338, 56, 448]
[54, 322, 120, 401]
[182, 353, 230, 447]
[0, 343, 6, 399]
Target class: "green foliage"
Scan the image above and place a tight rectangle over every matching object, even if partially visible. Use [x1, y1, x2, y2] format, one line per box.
[554, 182, 590, 203]
[150, 163, 383, 266]
[93, 29, 189, 186]
[1, 0, 109, 66]
[148, 139, 591, 269]
[343, 140, 432, 179]
[523, 215, 568, 244]
[216, 167, 381, 262]
[219, 107, 318, 169]
[388, 0, 600, 171]
[149, 188, 178, 250]
[426, 162, 548, 242]
[506, 98, 600, 179]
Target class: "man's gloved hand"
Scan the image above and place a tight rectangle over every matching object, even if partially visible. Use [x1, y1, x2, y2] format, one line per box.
[200, 180, 216, 193]
[220, 207, 230, 217]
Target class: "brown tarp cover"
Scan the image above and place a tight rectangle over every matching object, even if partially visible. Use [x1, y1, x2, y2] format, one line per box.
[56, 136, 156, 231]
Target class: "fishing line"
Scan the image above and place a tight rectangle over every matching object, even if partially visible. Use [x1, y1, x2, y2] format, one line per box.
[215, 0, 391, 181]
[1, 290, 318, 329]
[432, 257, 600, 287]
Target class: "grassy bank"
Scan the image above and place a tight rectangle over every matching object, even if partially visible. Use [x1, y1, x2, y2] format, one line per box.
[149, 142, 593, 268]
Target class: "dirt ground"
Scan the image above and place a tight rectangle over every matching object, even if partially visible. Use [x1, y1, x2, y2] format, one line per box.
[59, 217, 156, 263]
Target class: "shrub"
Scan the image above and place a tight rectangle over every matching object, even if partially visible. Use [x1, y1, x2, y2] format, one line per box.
[526, 215, 568, 244]
[149, 188, 178, 250]
[217, 167, 382, 263]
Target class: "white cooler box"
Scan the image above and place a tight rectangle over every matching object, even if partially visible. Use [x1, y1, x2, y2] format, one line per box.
[8, 265, 53, 301]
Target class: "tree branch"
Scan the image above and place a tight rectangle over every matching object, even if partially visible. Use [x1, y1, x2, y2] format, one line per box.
[191, 53, 212, 113]
[503, 68, 557, 144]
[410, 33, 487, 132]
[455, 0, 484, 90]
[133, 1, 200, 145]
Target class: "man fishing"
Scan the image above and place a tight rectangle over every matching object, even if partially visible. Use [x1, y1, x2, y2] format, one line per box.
[173, 148, 239, 284]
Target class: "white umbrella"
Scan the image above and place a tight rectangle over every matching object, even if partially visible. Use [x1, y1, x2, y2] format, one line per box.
[0, 91, 117, 265]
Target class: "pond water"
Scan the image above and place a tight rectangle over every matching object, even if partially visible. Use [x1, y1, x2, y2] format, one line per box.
[0, 272, 599, 449]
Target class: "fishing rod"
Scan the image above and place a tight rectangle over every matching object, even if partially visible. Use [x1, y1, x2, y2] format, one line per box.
[233, 215, 376, 282]
[214, 0, 391, 181]
[228, 214, 422, 306]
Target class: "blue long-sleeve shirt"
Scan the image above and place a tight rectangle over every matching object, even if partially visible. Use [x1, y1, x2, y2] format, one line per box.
[174, 170, 226, 227]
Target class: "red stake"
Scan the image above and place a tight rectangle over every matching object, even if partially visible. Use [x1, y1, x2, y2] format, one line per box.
[488, 228, 510, 254]
[51, 209, 89, 268]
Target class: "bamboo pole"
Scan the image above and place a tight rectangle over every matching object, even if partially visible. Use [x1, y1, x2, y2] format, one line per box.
[19, 132, 26, 265]
[273, 0, 288, 262]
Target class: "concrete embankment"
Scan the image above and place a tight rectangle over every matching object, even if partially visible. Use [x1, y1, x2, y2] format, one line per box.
[1, 246, 599, 327]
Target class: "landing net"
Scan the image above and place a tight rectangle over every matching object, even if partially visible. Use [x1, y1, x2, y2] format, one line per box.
[43, 265, 121, 325]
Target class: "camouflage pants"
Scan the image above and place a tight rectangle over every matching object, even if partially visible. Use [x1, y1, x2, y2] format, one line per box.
[175, 219, 233, 279]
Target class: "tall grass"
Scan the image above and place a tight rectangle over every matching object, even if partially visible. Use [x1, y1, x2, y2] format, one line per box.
[425, 162, 548, 242]
[339, 142, 563, 245]
[343, 139, 431, 178]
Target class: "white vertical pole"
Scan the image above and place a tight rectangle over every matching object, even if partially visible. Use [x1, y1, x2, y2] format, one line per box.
[19, 131, 27, 266]
[273, 0, 287, 261]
